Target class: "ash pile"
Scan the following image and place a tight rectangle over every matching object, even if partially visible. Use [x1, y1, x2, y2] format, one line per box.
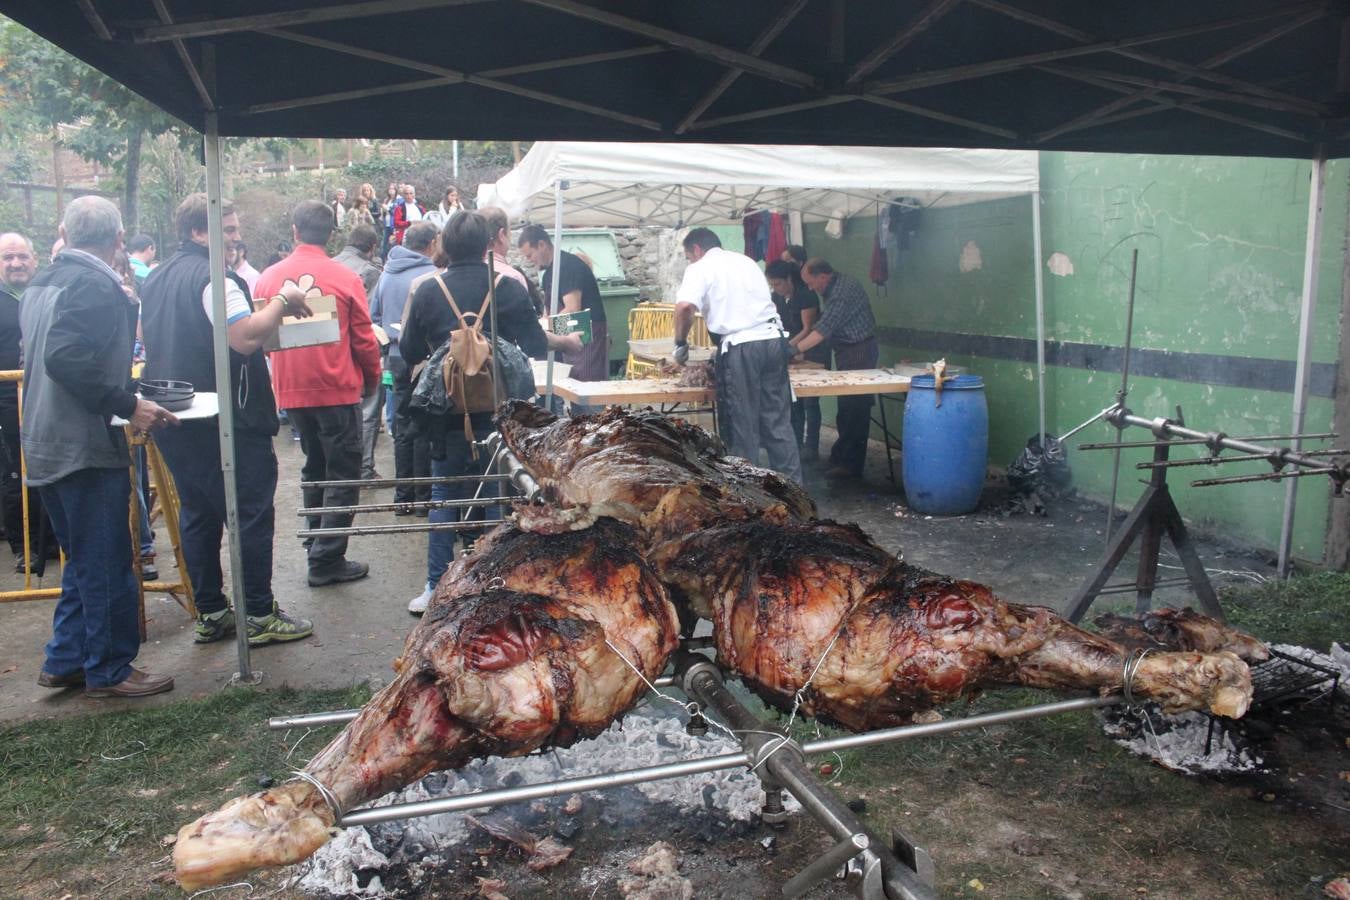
[1100, 642, 1349, 776]
[299, 706, 795, 898]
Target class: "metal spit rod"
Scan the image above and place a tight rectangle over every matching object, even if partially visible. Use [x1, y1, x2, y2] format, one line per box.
[782, 834, 870, 900]
[301, 473, 507, 489]
[1135, 448, 1347, 470]
[297, 520, 497, 538]
[1104, 408, 1348, 485]
[1078, 431, 1337, 451]
[1090, 576, 1192, 597]
[298, 436, 540, 538]
[334, 692, 1122, 828]
[268, 673, 682, 730]
[1192, 467, 1338, 488]
[296, 496, 516, 517]
[340, 747, 750, 827]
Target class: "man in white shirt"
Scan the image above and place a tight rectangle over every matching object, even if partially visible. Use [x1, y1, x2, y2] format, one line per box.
[672, 227, 801, 483]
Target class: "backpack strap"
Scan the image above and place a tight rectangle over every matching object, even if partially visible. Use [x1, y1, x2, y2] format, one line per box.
[474, 286, 492, 331]
[433, 273, 482, 334]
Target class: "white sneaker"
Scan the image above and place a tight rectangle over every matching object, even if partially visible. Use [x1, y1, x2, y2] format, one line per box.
[407, 584, 433, 615]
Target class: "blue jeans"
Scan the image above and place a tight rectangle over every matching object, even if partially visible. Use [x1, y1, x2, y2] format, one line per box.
[384, 387, 397, 436]
[39, 467, 141, 688]
[135, 447, 154, 557]
[426, 414, 500, 589]
[155, 422, 278, 617]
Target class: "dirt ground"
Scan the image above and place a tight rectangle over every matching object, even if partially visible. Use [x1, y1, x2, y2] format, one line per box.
[1, 425, 1347, 899]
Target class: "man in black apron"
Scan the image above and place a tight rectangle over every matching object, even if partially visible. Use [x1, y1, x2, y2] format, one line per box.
[672, 228, 801, 484]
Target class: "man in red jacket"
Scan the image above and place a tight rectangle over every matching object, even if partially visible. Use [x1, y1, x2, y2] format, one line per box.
[255, 201, 382, 586]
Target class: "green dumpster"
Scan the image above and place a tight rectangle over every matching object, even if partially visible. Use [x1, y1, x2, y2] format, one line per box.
[557, 229, 641, 377]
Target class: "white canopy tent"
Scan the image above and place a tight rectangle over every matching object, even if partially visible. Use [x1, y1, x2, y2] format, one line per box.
[477, 142, 1039, 226]
[476, 141, 1050, 448]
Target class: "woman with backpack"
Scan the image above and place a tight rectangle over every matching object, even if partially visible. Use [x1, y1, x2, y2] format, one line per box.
[397, 212, 559, 615]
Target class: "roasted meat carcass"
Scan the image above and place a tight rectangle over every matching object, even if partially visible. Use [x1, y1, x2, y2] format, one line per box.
[174, 521, 679, 890]
[1094, 608, 1269, 664]
[496, 400, 815, 543]
[650, 520, 1253, 730]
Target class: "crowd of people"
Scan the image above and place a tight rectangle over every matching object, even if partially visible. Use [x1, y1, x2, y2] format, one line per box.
[0, 179, 879, 699]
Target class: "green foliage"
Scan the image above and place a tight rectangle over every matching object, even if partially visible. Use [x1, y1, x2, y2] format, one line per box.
[0, 16, 192, 233]
[0, 19, 185, 149]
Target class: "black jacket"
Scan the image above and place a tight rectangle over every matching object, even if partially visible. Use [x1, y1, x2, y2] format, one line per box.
[140, 241, 280, 436]
[400, 260, 547, 367]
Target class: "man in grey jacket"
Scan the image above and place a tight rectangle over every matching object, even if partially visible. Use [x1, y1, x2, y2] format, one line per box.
[23, 196, 179, 698]
[335, 223, 387, 478]
[369, 220, 437, 508]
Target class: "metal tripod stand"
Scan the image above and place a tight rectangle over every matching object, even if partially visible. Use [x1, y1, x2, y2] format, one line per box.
[1065, 412, 1222, 624]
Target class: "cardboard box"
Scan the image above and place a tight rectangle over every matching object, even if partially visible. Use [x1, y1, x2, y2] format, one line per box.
[257, 294, 341, 352]
[548, 308, 592, 344]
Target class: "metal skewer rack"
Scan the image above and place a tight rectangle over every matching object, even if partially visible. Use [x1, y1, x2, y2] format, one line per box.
[297, 433, 534, 538]
[1066, 402, 1343, 624]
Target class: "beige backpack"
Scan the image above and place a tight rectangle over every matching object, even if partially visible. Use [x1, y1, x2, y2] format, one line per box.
[432, 274, 499, 454]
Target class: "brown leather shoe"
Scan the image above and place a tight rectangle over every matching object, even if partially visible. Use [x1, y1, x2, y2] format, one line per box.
[37, 669, 85, 689]
[84, 668, 174, 699]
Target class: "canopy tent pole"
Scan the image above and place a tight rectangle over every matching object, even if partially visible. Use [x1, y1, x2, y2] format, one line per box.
[1278, 147, 1327, 577]
[204, 111, 254, 681]
[543, 180, 564, 405]
[1032, 189, 1047, 449]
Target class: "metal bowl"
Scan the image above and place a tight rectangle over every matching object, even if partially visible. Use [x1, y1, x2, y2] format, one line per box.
[139, 379, 194, 411]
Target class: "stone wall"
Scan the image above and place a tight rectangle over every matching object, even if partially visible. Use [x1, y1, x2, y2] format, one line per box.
[615, 228, 685, 302]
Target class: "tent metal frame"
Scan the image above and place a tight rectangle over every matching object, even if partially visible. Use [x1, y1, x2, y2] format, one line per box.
[52, 1, 1333, 152]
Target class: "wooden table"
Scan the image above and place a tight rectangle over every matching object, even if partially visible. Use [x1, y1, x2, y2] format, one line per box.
[534, 365, 908, 406]
[532, 365, 911, 482]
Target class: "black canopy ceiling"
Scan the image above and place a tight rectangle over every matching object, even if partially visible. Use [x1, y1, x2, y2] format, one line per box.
[5, 0, 1350, 159]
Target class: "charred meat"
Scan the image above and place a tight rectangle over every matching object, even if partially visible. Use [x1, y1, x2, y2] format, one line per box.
[174, 521, 679, 890]
[1094, 608, 1269, 664]
[651, 520, 1253, 729]
[496, 400, 815, 543]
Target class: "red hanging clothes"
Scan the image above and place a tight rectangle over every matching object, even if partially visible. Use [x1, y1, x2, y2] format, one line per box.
[764, 212, 788, 264]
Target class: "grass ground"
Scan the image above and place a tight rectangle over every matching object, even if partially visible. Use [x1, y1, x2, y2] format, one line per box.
[835, 686, 1347, 898]
[0, 574, 1346, 899]
[0, 685, 371, 899]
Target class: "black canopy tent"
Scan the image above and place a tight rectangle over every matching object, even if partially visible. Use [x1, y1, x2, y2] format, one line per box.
[3, 0, 1345, 677]
[8, 0, 1350, 157]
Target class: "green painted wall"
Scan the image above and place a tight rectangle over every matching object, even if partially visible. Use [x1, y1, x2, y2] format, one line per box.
[804, 152, 1346, 563]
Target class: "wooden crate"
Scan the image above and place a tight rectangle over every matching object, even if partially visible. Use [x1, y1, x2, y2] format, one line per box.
[625, 303, 714, 379]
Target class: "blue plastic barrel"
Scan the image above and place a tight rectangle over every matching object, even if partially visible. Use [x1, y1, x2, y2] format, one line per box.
[902, 375, 988, 515]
